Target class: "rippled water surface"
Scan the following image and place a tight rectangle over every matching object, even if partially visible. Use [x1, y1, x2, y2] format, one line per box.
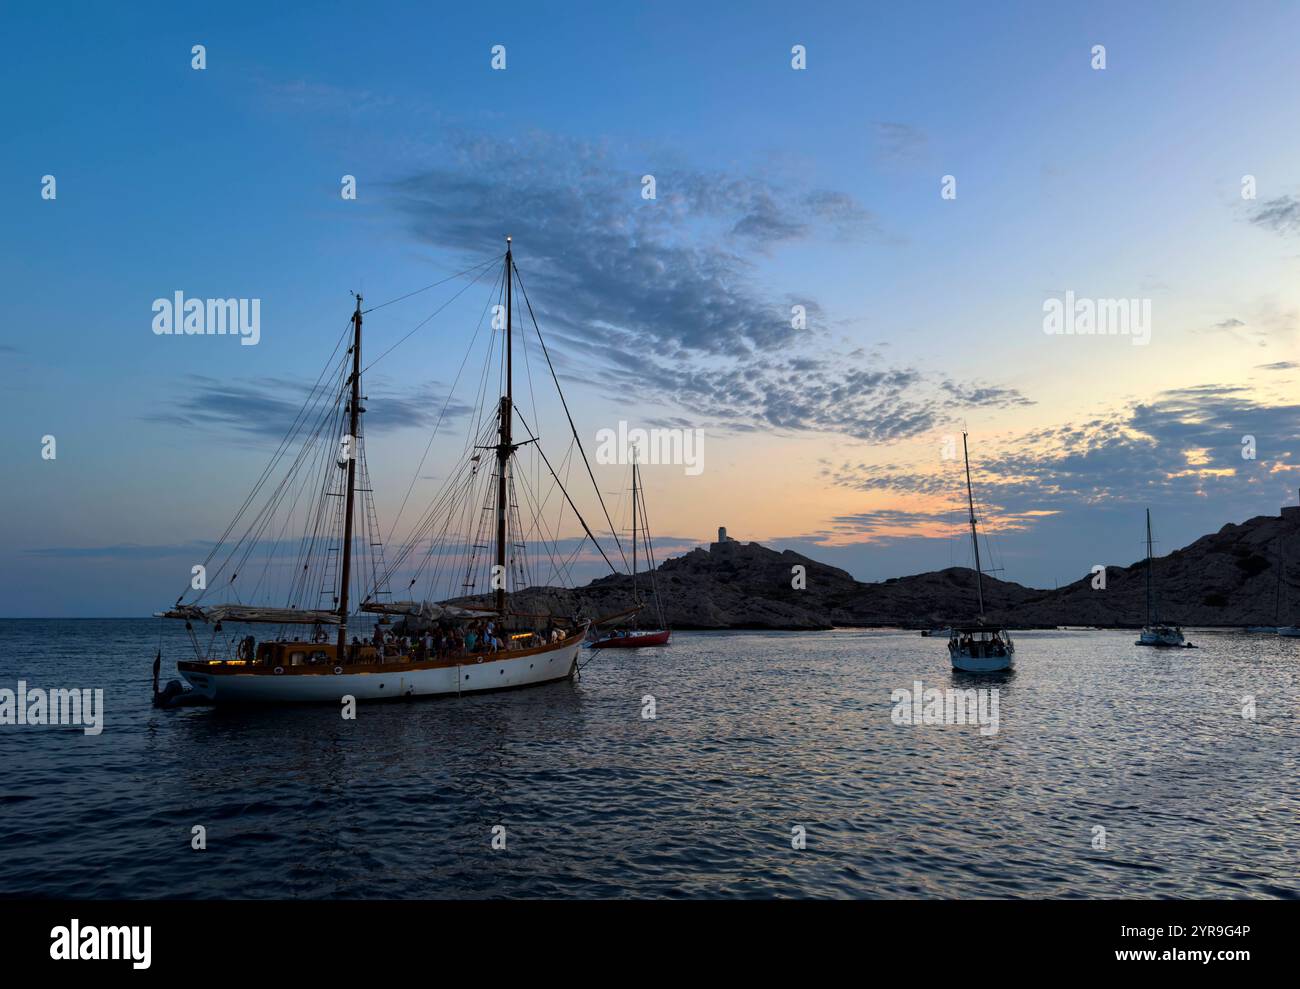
[1, 620, 1298, 899]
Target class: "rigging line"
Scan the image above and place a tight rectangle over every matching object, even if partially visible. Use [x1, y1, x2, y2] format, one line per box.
[253, 367, 347, 606]
[511, 261, 629, 572]
[512, 405, 621, 575]
[249, 407, 330, 603]
[274, 365, 348, 600]
[194, 355, 350, 603]
[229, 357, 348, 582]
[360, 253, 501, 315]
[382, 267, 500, 548]
[513, 462, 580, 590]
[460, 267, 506, 463]
[405, 417, 498, 577]
[360, 259, 500, 375]
[523, 439, 581, 590]
[636, 481, 665, 626]
[294, 381, 351, 607]
[194, 346, 349, 600]
[379, 417, 495, 588]
[188, 319, 353, 589]
[401, 464, 475, 599]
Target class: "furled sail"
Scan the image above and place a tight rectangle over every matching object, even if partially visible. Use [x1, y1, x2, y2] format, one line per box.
[359, 600, 481, 621]
[156, 604, 341, 625]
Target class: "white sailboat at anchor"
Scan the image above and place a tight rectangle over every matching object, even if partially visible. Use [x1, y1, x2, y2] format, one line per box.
[1135, 508, 1194, 648]
[947, 431, 1015, 673]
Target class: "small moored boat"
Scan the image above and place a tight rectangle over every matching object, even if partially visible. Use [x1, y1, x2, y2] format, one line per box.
[590, 456, 671, 649]
[946, 431, 1015, 673]
[1135, 509, 1193, 648]
[591, 628, 671, 649]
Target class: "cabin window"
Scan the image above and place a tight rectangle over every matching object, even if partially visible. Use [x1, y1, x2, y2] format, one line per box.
[289, 652, 306, 666]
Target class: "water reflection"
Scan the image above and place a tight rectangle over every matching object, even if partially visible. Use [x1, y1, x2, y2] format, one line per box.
[1, 621, 1298, 898]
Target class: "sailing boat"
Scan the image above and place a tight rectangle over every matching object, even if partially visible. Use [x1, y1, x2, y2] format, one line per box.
[1135, 509, 1192, 648]
[1275, 530, 1300, 636]
[947, 431, 1015, 673]
[156, 240, 618, 703]
[591, 456, 671, 648]
[1247, 546, 1282, 632]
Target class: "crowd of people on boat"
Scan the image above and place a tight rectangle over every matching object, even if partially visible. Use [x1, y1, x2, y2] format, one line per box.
[365, 620, 511, 660]
[951, 631, 1010, 657]
[234, 616, 575, 667]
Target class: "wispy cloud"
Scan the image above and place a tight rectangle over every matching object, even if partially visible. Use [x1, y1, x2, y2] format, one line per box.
[1249, 195, 1300, 236]
[144, 374, 473, 442]
[824, 385, 1300, 540]
[872, 122, 928, 165]
[25, 541, 212, 560]
[386, 132, 1028, 443]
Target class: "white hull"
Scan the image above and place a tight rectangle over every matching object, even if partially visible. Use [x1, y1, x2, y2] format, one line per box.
[180, 638, 583, 704]
[950, 651, 1015, 673]
[1136, 626, 1186, 647]
[948, 628, 1015, 673]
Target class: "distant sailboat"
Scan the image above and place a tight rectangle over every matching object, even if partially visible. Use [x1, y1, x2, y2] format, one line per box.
[1249, 544, 1286, 633]
[947, 431, 1015, 673]
[592, 457, 671, 648]
[1275, 536, 1300, 636]
[1135, 509, 1193, 648]
[1246, 553, 1281, 632]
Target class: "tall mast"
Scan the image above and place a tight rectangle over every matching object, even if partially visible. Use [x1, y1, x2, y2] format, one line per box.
[631, 456, 639, 606]
[495, 238, 513, 616]
[1275, 545, 1283, 626]
[337, 293, 363, 656]
[961, 431, 985, 618]
[1145, 508, 1154, 626]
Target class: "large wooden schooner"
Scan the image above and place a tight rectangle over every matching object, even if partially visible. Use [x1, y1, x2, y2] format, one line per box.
[156, 240, 633, 704]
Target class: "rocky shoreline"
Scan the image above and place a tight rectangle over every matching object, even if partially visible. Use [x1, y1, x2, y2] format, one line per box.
[455, 508, 1300, 631]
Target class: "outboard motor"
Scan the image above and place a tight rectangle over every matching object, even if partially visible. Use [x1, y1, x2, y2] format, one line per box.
[153, 679, 187, 707]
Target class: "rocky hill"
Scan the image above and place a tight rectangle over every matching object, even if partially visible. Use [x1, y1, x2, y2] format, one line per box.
[997, 508, 1300, 628]
[462, 508, 1300, 629]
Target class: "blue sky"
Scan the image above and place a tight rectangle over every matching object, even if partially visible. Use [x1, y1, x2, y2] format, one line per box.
[3, 0, 1300, 615]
